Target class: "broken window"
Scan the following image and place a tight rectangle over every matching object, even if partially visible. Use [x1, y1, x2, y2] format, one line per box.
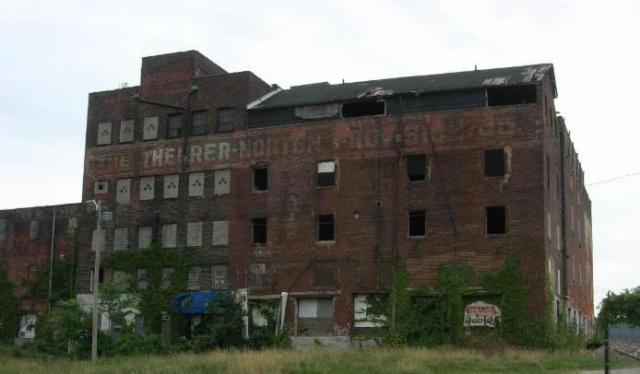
[342, 99, 385, 117]
[484, 149, 506, 177]
[252, 218, 267, 245]
[212, 264, 228, 289]
[407, 154, 426, 181]
[248, 263, 267, 289]
[486, 206, 506, 235]
[94, 180, 108, 194]
[191, 111, 208, 136]
[167, 114, 182, 138]
[216, 108, 234, 132]
[187, 266, 201, 290]
[408, 210, 426, 237]
[318, 214, 334, 242]
[487, 85, 537, 106]
[18, 314, 37, 339]
[253, 166, 268, 191]
[317, 160, 336, 187]
[137, 269, 148, 290]
[353, 294, 387, 328]
[161, 267, 174, 289]
[297, 298, 333, 336]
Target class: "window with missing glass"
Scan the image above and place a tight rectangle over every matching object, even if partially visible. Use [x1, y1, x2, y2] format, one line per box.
[318, 214, 335, 242]
[486, 206, 506, 235]
[407, 154, 426, 181]
[191, 111, 208, 135]
[317, 160, 336, 187]
[408, 210, 426, 237]
[252, 218, 267, 245]
[253, 166, 268, 191]
[484, 149, 506, 177]
[216, 108, 234, 132]
[167, 114, 182, 138]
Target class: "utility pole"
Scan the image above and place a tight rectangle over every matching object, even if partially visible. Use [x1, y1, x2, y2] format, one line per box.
[87, 200, 102, 361]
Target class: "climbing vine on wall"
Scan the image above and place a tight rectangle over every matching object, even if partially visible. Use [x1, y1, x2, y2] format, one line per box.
[0, 263, 20, 342]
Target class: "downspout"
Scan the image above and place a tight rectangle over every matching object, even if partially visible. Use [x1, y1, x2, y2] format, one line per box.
[559, 119, 568, 300]
[48, 206, 57, 315]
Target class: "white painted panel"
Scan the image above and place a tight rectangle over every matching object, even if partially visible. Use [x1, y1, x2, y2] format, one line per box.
[188, 172, 205, 197]
[318, 161, 335, 173]
[94, 180, 108, 195]
[214, 169, 230, 195]
[113, 227, 129, 251]
[161, 224, 177, 248]
[97, 122, 112, 145]
[116, 179, 131, 204]
[186, 222, 203, 247]
[139, 176, 155, 201]
[143, 117, 158, 140]
[298, 299, 318, 318]
[164, 175, 179, 199]
[252, 305, 269, 327]
[92, 228, 106, 252]
[119, 119, 134, 143]
[138, 226, 152, 249]
[212, 220, 229, 246]
[19, 314, 37, 339]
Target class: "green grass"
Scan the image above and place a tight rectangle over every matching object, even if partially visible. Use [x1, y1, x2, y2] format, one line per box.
[0, 347, 636, 374]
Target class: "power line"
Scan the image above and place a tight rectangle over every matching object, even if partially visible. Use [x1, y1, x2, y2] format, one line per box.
[586, 171, 640, 186]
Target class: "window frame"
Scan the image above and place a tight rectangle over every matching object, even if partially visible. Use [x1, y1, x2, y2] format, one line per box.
[485, 205, 507, 236]
[166, 113, 183, 139]
[316, 160, 337, 188]
[252, 165, 269, 192]
[190, 110, 208, 136]
[408, 210, 426, 238]
[251, 217, 267, 246]
[216, 107, 235, 133]
[317, 214, 335, 242]
[484, 149, 506, 177]
[406, 154, 427, 182]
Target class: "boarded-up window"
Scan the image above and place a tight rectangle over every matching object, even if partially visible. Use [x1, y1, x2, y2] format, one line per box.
[317, 161, 336, 187]
[0, 218, 6, 241]
[139, 176, 155, 200]
[137, 269, 148, 290]
[29, 220, 39, 240]
[188, 172, 205, 197]
[161, 224, 177, 248]
[486, 206, 506, 235]
[214, 169, 230, 195]
[484, 149, 505, 177]
[252, 218, 267, 245]
[299, 299, 332, 318]
[138, 226, 152, 249]
[167, 113, 182, 138]
[212, 264, 228, 289]
[143, 117, 158, 140]
[164, 175, 179, 199]
[186, 222, 203, 247]
[97, 122, 112, 145]
[212, 220, 229, 246]
[353, 294, 387, 328]
[318, 214, 334, 241]
[407, 154, 426, 181]
[191, 111, 207, 135]
[119, 119, 134, 143]
[67, 217, 77, 236]
[216, 108, 234, 132]
[116, 179, 131, 204]
[408, 210, 426, 237]
[187, 266, 201, 290]
[92, 228, 106, 252]
[94, 180, 108, 194]
[113, 228, 129, 251]
[248, 263, 267, 289]
[161, 267, 174, 289]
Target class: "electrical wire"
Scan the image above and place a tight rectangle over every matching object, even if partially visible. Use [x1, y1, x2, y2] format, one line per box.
[586, 171, 640, 186]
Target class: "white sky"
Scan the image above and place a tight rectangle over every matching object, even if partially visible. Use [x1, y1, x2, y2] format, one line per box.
[0, 0, 638, 311]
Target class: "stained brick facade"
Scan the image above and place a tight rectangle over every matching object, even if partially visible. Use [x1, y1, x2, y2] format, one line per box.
[1, 50, 593, 340]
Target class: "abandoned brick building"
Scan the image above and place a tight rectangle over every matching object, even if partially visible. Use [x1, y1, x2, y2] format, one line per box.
[0, 50, 593, 341]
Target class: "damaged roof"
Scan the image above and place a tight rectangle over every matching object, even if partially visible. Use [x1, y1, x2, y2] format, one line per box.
[250, 63, 555, 110]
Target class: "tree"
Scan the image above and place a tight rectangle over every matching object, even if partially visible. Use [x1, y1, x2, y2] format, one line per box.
[597, 286, 640, 337]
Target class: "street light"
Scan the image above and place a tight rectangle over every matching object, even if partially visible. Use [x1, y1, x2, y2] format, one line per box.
[86, 199, 102, 361]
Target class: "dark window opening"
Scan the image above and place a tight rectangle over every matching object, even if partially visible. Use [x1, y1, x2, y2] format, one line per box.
[318, 214, 334, 241]
[317, 160, 336, 187]
[487, 85, 537, 106]
[191, 111, 208, 135]
[342, 100, 385, 117]
[408, 210, 426, 237]
[484, 149, 506, 177]
[252, 218, 267, 245]
[253, 166, 268, 191]
[486, 206, 506, 235]
[216, 108, 235, 132]
[167, 114, 182, 138]
[407, 154, 426, 181]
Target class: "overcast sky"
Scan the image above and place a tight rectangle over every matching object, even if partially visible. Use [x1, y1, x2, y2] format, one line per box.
[0, 0, 638, 311]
